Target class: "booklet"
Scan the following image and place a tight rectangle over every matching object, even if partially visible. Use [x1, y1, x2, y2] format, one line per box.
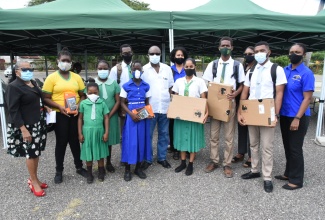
[131, 105, 154, 120]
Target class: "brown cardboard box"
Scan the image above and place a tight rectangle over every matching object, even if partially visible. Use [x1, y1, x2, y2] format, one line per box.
[239, 99, 275, 127]
[167, 95, 207, 124]
[207, 82, 233, 122]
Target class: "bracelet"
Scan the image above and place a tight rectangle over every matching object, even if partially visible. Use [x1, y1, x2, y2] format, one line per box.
[294, 116, 301, 120]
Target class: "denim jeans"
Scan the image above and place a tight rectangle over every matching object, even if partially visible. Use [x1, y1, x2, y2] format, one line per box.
[147, 113, 169, 163]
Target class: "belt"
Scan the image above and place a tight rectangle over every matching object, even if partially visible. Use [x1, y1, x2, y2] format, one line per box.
[128, 101, 145, 105]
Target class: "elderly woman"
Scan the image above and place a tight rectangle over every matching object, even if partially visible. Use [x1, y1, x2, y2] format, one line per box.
[42, 48, 88, 184]
[6, 62, 49, 197]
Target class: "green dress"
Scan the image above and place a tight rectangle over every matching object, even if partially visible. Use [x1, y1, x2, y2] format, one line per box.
[95, 78, 121, 145]
[80, 98, 110, 161]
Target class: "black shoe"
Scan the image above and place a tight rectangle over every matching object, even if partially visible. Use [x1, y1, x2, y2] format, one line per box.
[264, 181, 273, 193]
[173, 152, 180, 160]
[105, 163, 115, 173]
[140, 161, 152, 170]
[275, 175, 289, 181]
[175, 163, 186, 173]
[98, 167, 106, 182]
[134, 168, 147, 179]
[76, 168, 88, 178]
[185, 164, 193, 176]
[87, 174, 94, 184]
[124, 170, 132, 181]
[282, 183, 302, 190]
[157, 160, 171, 168]
[54, 172, 63, 184]
[241, 171, 261, 179]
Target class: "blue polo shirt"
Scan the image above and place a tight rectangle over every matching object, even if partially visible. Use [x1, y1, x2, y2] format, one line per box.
[280, 63, 315, 117]
[171, 64, 186, 82]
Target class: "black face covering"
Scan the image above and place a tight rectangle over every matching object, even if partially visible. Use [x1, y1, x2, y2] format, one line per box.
[174, 58, 185, 65]
[289, 54, 303, 64]
[122, 55, 133, 63]
[245, 55, 255, 64]
[185, 69, 196, 76]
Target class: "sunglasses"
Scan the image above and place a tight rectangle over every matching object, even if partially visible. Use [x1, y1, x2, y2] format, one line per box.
[244, 53, 254, 56]
[20, 68, 34, 72]
[148, 53, 161, 56]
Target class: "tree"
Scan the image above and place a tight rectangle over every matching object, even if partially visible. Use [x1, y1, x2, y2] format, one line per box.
[28, 0, 150, 10]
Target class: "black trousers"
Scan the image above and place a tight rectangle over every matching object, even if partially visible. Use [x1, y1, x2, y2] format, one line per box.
[237, 123, 251, 157]
[54, 112, 83, 172]
[280, 115, 309, 187]
[169, 119, 177, 152]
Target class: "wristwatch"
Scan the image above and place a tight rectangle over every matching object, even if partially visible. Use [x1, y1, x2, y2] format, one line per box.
[294, 116, 301, 120]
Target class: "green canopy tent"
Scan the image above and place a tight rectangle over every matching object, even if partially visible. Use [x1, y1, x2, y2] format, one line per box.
[0, 0, 171, 55]
[170, 0, 325, 55]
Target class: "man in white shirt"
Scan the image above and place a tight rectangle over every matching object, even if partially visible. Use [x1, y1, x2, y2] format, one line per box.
[141, 46, 174, 169]
[238, 41, 287, 193]
[203, 37, 246, 178]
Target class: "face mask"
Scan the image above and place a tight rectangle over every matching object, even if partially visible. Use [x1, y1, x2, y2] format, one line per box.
[122, 55, 133, 63]
[87, 94, 99, 103]
[219, 47, 231, 56]
[289, 54, 303, 64]
[20, 70, 34, 81]
[132, 70, 142, 79]
[185, 69, 196, 76]
[254, 52, 268, 64]
[98, 70, 109, 79]
[58, 61, 72, 71]
[174, 58, 185, 65]
[149, 55, 160, 64]
[245, 55, 255, 64]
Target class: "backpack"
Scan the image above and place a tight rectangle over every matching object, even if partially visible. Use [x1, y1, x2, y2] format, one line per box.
[248, 63, 278, 98]
[116, 63, 123, 84]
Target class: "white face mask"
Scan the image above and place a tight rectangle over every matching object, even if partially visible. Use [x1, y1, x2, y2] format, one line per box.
[254, 52, 267, 64]
[134, 70, 141, 79]
[58, 61, 72, 71]
[149, 55, 160, 64]
[87, 94, 99, 103]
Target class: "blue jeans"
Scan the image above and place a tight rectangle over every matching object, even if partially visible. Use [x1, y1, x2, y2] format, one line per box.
[147, 113, 169, 163]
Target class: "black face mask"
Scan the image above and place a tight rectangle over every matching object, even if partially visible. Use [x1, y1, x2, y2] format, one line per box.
[245, 55, 255, 64]
[174, 58, 185, 65]
[185, 69, 196, 76]
[122, 54, 133, 63]
[289, 54, 303, 64]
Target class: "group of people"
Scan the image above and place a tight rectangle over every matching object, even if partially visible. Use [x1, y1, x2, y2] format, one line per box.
[5, 37, 314, 197]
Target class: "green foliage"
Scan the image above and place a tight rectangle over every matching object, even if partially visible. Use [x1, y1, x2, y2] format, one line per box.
[270, 55, 290, 67]
[121, 0, 150, 10]
[311, 51, 325, 63]
[28, 0, 54, 6]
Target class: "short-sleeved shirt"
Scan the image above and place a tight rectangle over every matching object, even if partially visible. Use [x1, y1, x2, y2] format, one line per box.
[171, 64, 186, 82]
[79, 98, 109, 128]
[95, 77, 121, 110]
[280, 63, 315, 117]
[172, 76, 208, 98]
[141, 62, 174, 114]
[109, 61, 132, 87]
[202, 57, 245, 90]
[42, 71, 85, 112]
[244, 60, 287, 100]
[120, 79, 151, 101]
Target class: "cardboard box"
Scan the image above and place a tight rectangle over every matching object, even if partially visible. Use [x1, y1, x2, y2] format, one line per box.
[167, 95, 207, 124]
[207, 82, 233, 122]
[132, 105, 154, 120]
[239, 99, 275, 127]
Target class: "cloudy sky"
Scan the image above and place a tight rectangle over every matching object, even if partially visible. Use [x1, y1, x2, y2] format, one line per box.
[0, 0, 323, 15]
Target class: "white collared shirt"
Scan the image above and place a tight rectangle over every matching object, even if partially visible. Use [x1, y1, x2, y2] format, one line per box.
[244, 60, 287, 100]
[202, 57, 245, 90]
[172, 76, 207, 98]
[141, 62, 174, 114]
[109, 61, 132, 87]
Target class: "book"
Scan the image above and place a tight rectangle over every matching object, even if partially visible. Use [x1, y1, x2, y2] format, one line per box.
[132, 105, 154, 120]
[64, 92, 78, 114]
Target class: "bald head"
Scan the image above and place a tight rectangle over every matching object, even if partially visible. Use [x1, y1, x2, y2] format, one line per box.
[148, 46, 161, 54]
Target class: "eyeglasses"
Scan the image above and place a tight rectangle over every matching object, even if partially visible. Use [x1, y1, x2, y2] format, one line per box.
[149, 53, 161, 56]
[20, 68, 34, 72]
[244, 53, 254, 56]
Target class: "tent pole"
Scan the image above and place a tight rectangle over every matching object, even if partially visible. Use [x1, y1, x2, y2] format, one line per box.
[316, 54, 325, 141]
[110, 56, 113, 68]
[10, 51, 14, 70]
[45, 56, 48, 77]
[84, 50, 88, 80]
[0, 80, 8, 149]
[57, 43, 61, 53]
[162, 43, 166, 63]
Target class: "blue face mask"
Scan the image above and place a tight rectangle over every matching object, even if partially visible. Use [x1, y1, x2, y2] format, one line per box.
[20, 70, 34, 81]
[98, 70, 109, 79]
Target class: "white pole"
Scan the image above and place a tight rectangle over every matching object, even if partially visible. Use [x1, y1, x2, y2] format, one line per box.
[0, 81, 8, 149]
[162, 43, 166, 63]
[315, 54, 325, 139]
[84, 50, 88, 80]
